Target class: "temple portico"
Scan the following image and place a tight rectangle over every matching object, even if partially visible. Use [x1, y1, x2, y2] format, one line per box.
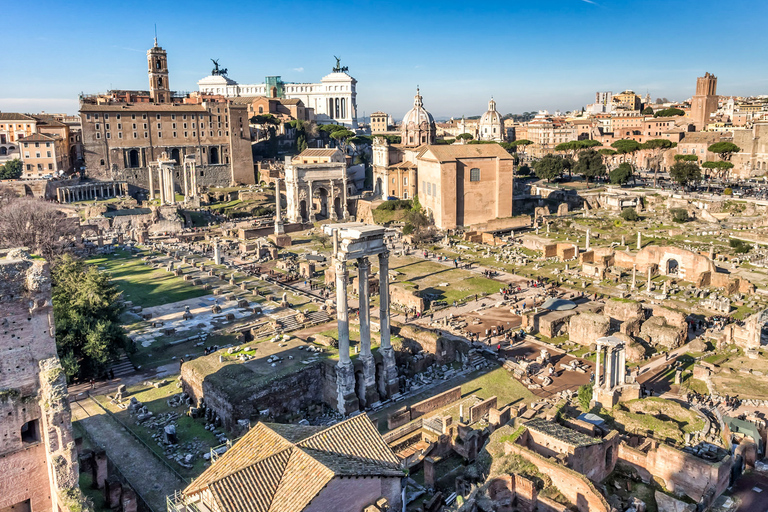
[592, 336, 640, 408]
[324, 222, 398, 414]
[56, 181, 128, 203]
[148, 152, 199, 205]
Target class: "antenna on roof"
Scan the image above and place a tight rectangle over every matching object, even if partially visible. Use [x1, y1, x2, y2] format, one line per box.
[154, 24, 158, 46]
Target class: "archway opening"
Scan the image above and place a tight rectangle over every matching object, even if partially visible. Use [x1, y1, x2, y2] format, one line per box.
[666, 259, 679, 276]
[314, 187, 328, 218]
[334, 196, 341, 219]
[299, 200, 307, 223]
[210, 147, 219, 164]
[128, 149, 139, 168]
[171, 148, 180, 163]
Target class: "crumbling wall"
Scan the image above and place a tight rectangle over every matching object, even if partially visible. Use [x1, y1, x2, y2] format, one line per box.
[568, 312, 610, 346]
[0, 252, 82, 512]
[504, 441, 610, 512]
[617, 441, 731, 502]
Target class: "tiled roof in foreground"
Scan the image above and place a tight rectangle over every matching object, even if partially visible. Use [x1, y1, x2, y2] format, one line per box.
[185, 414, 402, 512]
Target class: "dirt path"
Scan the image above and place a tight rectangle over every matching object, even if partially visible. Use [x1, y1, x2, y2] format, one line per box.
[72, 398, 187, 512]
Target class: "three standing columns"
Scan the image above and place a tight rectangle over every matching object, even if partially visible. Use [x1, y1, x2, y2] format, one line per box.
[334, 249, 398, 415]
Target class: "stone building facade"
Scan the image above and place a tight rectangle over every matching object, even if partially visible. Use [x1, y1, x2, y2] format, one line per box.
[400, 88, 436, 147]
[80, 40, 255, 187]
[417, 143, 514, 229]
[0, 250, 81, 512]
[197, 59, 358, 128]
[284, 148, 351, 222]
[690, 72, 718, 128]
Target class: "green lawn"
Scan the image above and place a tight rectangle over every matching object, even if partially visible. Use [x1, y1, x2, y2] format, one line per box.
[87, 249, 208, 308]
[460, 367, 535, 408]
[390, 258, 501, 305]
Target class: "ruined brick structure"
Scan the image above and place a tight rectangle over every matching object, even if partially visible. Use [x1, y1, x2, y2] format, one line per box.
[0, 250, 81, 512]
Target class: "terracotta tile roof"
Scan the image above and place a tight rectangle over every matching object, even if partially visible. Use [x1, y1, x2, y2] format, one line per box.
[0, 112, 35, 121]
[679, 132, 730, 144]
[184, 414, 402, 512]
[298, 148, 340, 158]
[19, 133, 56, 142]
[420, 143, 513, 162]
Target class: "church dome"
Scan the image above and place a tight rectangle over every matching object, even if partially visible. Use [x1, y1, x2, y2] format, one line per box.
[401, 88, 435, 127]
[480, 98, 502, 126]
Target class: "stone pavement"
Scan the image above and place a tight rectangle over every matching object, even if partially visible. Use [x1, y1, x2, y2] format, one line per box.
[72, 397, 187, 512]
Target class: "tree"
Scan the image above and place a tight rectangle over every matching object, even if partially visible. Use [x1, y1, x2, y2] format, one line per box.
[674, 154, 698, 162]
[330, 129, 355, 152]
[670, 208, 690, 223]
[0, 159, 23, 180]
[620, 207, 640, 221]
[573, 149, 606, 186]
[456, 133, 474, 141]
[669, 161, 701, 187]
[611, 139, 641, 157]
[52, 254, 129, 381]
[577, 384, 592, 412]
[654, 108, 685, 118]
[708, 141, 740, 161]
[610, 162, 634, 185]
[641, 106, 654, 115]
[0, 197, 80, 261]
[517, 164, 532, 176]
[702, 160, 734, 180]
[533, 154, 565, 183]
[641, 139, 675, 187]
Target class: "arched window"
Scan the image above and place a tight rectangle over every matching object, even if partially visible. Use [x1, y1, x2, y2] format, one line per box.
[210, 147, 219, 164]
[156, 60, 161, 70]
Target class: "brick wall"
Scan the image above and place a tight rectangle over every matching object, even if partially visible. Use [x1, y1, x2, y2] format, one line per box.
[505, 441, 610, 512]
[470, 396, 497, 423]
[410, 386, 461, 420]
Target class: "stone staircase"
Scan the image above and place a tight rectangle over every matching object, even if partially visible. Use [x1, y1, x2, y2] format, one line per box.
[109, 352, 135, 378]
[467, 351, 485, 369]
[278, 315, 301, 332]
[307, 310, 330, 324]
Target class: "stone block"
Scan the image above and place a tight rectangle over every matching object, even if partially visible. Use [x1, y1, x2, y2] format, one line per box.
[568, 312, 610, 346]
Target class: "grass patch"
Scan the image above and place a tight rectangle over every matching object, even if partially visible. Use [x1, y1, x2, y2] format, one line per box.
[606, 397, 704, 444]
[86, 249, 208, 308]
[459, 367, 534, 408]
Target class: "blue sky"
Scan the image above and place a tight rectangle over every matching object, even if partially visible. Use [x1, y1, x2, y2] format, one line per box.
[2, 0, 766, 119]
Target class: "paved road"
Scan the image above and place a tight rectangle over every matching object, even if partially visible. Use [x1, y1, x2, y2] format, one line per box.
[72, 397, 187, 512]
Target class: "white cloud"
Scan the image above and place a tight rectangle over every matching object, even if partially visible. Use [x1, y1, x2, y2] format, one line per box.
[581, 0, 598, 4]
[293, 67, 304, 72]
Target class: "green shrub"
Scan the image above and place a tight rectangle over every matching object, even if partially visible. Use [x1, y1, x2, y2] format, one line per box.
[730, 239, 750, 254]
[402, 224, 414, 235]
[670, 208, 689, 223]
[620, 208, 639, 221]
[577, 384, 593, 411]
[723, 187, 733, 196]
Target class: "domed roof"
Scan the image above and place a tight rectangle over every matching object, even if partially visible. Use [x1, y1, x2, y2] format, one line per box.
[402, 88, 435, 126]
[480, 98, 502, 126]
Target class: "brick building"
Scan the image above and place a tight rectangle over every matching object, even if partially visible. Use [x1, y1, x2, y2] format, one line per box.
[80, 39, 255, 188]
[0, 250, 81, 512]
[170, 414, 403, 512]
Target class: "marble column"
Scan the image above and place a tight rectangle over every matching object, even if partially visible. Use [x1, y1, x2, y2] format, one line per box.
[646, 267, 652, 292]
[330, 181, 338, 221]
[631, 264, 637, 289]
[636, 231, 641, 250]
[595, 344, 602, 388]
[378, 250, 398, 397]
[274, 178, 285, 235]
[358, 257, 378, 406]
[342, 178, 348, 218]
[183, 163, 189, 201]
[336, 259, 351, 365]
[618, 345, 626, 385]
[605, 347, 614, 389]
[586, 228, 591, 251]
[335, 257, 358, 414]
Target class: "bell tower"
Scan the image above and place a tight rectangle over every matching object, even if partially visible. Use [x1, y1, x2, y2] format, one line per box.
[147, 36, 170, 103]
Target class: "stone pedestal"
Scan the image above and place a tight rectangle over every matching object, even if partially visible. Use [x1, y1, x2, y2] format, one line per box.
[268, 233, 292, 247]
[335, 361, 359, 415]
[379, 347, 399, 398]
[359, 354, 379, 407]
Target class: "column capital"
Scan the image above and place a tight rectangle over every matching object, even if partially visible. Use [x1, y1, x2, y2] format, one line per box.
[357, 256, 370, 272]
[335, 258, 347, 274]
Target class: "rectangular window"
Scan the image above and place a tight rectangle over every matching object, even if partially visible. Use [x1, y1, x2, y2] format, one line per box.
[106, 124, 110, 130]
[116, 114, 121, 120]
[184, 132, 188, 137]
[104, 114, 109, 120]
[117, 124, 122, 130]
[143, 123, 147, 129]
[404, 177, 408, 185]
[157, 114, 161, 120]
[158, 132, 162, 138]
[48, 164, 53, 170]
[106, 133, 111, 139]
[172, 123, 176, 129]
[134, 132, 138, 139]
[470, 168, 481, 182]
[171, 114, 176, 120]
[118, 132, 122, 139]
[131, 114, 136, 120]
[144, 132, 148, 138]
[173, 132, 177, 138]
[46, 151, 51, 157]
[157, 123, 161, 129]
[142, 114, 147, 119]
[86, 114, 91, 120]
[35, 152, 40, 158]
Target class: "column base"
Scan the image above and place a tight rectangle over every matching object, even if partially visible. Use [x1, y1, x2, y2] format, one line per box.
[336, 361, 359, 415]
[359, 354, 379, 407]
[379, 347, 399, 398]
[269, 234, 292, 247]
